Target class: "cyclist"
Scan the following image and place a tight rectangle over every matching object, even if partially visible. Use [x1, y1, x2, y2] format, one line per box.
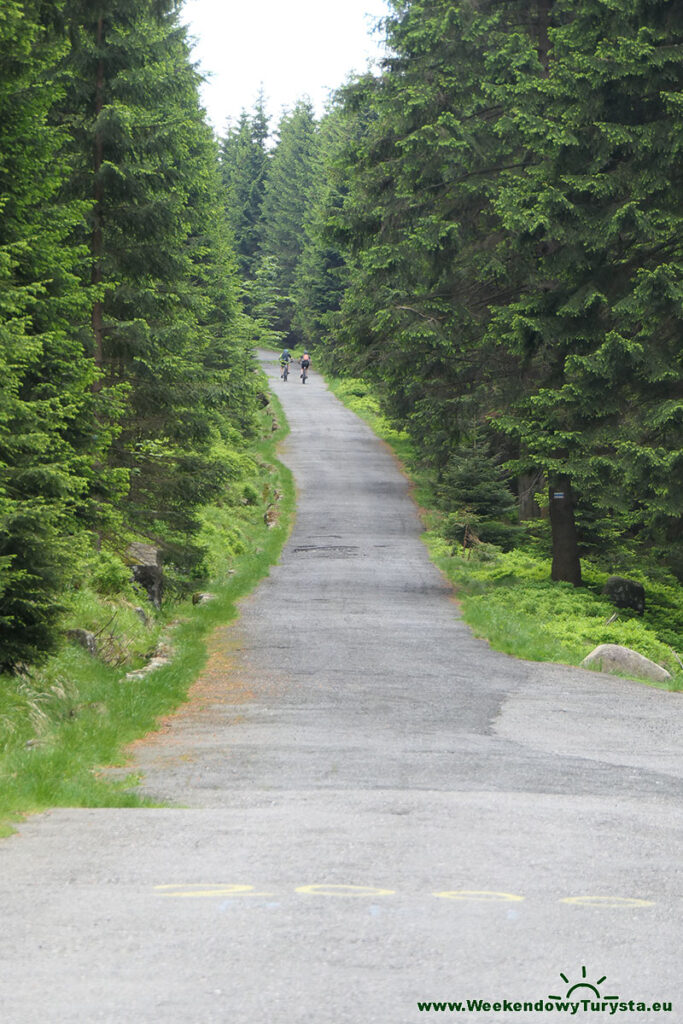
[279, 348, 292, 379]
[300, 350, 311, 383]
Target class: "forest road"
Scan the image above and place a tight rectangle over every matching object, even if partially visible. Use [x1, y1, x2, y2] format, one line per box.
[0, 350, 681, 1024]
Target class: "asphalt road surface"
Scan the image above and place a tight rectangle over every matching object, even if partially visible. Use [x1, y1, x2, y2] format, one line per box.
[1, 351, 681, 1024]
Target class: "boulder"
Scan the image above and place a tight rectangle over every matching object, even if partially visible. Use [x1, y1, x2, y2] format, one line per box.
[125, 656, 167, 681]
[66, 628, 97, 656]
[127, 543, 163, 609]
[581, 644, 671, 683]
[602, 575, 645, 614]
[127, 542, 159, 566]
[125, 640, 174, 681]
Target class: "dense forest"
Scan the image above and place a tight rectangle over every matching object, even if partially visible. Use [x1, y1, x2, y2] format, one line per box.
[0, 0, 260, 670]
[1, 0, 682, 676]
[224, 0, 682, 594]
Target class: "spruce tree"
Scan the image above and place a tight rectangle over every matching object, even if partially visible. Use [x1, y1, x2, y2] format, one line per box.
[315, 0, 682, 581]
[0, 0, 95, 667]
[292, 108, 350, 351]
[492, 0, 683, 580]
[326, 1, 536, 466]
[254, 100, 319, 344]
[58, 0, 257, 570]
[220, 92, 270, 286]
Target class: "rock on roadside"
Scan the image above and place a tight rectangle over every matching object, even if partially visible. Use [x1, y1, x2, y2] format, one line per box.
[126, 543, 164, 609]
[66, 628, 97, 656]
[125, 641, 174, 681]
[581, 643, 671, 683]
[602, 576, 645, 614]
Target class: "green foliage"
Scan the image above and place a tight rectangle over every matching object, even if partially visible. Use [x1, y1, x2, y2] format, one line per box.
[331, 372, 682, 688]
[292, 108, 350, 348]
[0, 0, 263, 667]
[0, 0, 95, 669]
[437, 436, 521, 550]
[64, 586, 160, 667]
[305, 0, 682, 584]
[0, 389, 294, 828]
[220, 93, 270, 287]
[86, 549, 137, 597]
[56, 0, 261, 575]
[241, 482, 260, 506]
[490, 0, 683, 568]
[253, 100, 319, 344]
[437, 544, 682, 676]
[320, 2, 529, 464]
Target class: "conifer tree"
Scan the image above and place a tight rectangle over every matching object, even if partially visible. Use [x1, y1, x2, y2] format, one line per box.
[492, 0, 683, 581]
[314, 0, 682, 581]
[326, 1, 536, 464]
[254, 100, 319, 344]
[58, 0, 257, 568]
[0, 0, 95, 667]
[220, 92, 270, 285]
[292, 108, 350, 350]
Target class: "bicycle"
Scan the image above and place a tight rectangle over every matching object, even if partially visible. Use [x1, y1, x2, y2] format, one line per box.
[280, 360, 289, 381]
[300, 356, 310, 384]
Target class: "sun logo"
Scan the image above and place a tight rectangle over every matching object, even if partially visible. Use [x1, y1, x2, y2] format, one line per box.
[549, 966, 619, 1002]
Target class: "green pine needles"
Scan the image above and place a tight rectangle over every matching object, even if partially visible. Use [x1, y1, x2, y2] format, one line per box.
[295, 0, 683, 588]
[2, 0, 682, 674]
[0, 1, 261, 670]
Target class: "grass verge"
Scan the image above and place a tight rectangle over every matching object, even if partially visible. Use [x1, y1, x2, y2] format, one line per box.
[327, 376, 683, 693]
[0, 385, 294, 836]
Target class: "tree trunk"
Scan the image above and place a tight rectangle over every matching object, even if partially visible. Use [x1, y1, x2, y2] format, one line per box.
[518, 471, 544, 521]
[91, 15, 105, 386]
[549, 475, 581, 585]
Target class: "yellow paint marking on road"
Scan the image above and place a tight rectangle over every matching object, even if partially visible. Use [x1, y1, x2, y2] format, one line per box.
[295, 884, 396, 897]
[153, 885, 659, 907]
[155, 884, 232, 890]
[560, 896, 655, 908]
[433, 890, 524, 903]
[155, 884, 275, 898]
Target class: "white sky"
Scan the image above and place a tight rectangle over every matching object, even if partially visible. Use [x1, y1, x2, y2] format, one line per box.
[181, 0, 390, 134]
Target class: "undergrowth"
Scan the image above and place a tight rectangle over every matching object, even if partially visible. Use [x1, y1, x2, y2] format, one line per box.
[327, 376, 683, 693]
[0, 377, 294, 836]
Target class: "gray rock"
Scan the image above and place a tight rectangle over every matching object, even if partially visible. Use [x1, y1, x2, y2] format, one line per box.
[66, 628, 97, 656]
[602, 575, 645, 614]
[192, 592, 216, 605]
[127, 542, 160, 567]
[581, 643, 671, 683]
[127, 543, 163, 609]
[131, 564, 163, 609]
[125, 656, 169, 681]
[125, 641, 174, 680]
